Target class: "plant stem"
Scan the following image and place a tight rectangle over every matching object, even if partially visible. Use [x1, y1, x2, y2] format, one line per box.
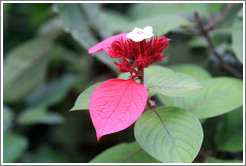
[186, 4, 236, 35]
[139, 68, 144, 85]
[194, 10, 243, 79]
[138, 68, 156, 111]
[205, 4, 236, 31]
[147, 98, 155, 110]
[185, 4, 242, 79]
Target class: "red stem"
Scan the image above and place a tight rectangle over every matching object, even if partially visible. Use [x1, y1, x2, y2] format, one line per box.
[139, 68, 144, 85]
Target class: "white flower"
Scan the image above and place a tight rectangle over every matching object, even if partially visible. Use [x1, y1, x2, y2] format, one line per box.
[126, 26, 153, 42]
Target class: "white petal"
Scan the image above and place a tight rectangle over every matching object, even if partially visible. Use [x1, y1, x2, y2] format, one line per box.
[127, 26, 154, 42]
[143, 26, 153, 34]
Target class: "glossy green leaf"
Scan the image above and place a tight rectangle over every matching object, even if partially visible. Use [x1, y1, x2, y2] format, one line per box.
[3, 38, 52, 103]
[3, 106, 14, 134]
[134, 107, 203, 163]
[170, 64, 212, 81]
[70, 82, 102, 111]
[232, 9, 243, 63]
[25, 75, 77, 107]
[90, 142, 160, 163]
[158, 77, 243, 118]
[17, 107, 64, 125]
[214, 107, 243, 152]
[53, 4, 115, 70]
[204, 157, 242, 163]
[3, 134, 28, 163]
[145, 65, 204, 97]
[122, 14, 192, 36]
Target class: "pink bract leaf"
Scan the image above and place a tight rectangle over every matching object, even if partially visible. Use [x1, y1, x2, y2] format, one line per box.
[89, 78, 148, 141]
[88, 33, 128, 58]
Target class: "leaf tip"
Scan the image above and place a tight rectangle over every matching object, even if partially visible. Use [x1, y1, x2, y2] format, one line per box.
[97, 135, 102, 142]
[69, 108, 74, 112]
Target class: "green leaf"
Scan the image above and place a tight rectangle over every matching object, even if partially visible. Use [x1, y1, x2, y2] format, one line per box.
[70, 82, 102, 111]
[214, 107, 243, 152]
[188, 36, 208, 48]
[49, 43, 94, 73]
[3, 106, 14, 134]
[164, 36, 206, 64]
[158, 77, 243, 119]
[27, 4, 51, 28]
[134, 106, 203, 163]
[90, 142, 160, 163]
[199, 118, 207, 124]
[17, 107, 64, 125]
[170, 64, 212, 81]
[53, 4, 96, 49]
[117, 73, 141, 83]
[216, 4, 243, 30]
[3, 38, 53, 103]
[122, 14, 192, 36]
[145, 65, 204, 97]
[232, 9, 243, 63]
[117, 72, 131, 80]
[127, 3, 209, 20]
[209, 4, 224, 16]
[104, 9, 131, 33]
[38, 17, 63, 37]
[25, 75, 77, 107]
[210, 28, 231, 46]
[53, 4, 115, 70]
[3, 133, 28, 163]
[204, 157, 242, 163]
[80, 4, 112, 39]
[23, 145, 68, 163]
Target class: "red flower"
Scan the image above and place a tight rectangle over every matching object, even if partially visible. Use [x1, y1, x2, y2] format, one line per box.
[89, 26, 170, 77]
[110, 36, 170, 70]
[88, 26, 170, 140]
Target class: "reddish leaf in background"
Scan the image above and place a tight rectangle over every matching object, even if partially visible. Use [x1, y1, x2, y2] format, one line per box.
[89, 78, 148, 141]
[88, 33, 128, 58]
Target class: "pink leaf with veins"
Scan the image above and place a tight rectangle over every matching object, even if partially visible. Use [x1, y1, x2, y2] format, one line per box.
[89, 78, 148, 141]
[88, 33, 128, 58]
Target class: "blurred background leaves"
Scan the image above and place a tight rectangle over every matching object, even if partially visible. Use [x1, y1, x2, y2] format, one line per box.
[3, 3, 243, 163]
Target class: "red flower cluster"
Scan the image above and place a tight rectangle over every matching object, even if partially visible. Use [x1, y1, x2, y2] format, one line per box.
[111, 36, 170, 75]
[89, 34, 170, 79]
